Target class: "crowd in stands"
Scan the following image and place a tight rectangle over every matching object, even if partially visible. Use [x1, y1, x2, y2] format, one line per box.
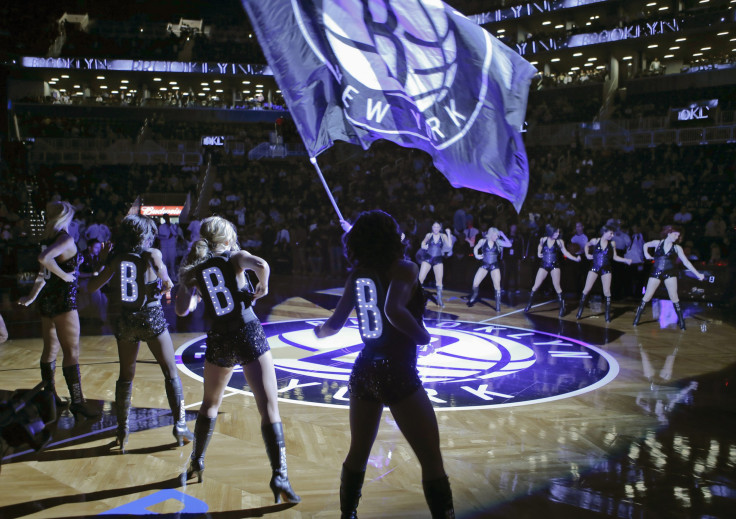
[2, 131, 734, 305]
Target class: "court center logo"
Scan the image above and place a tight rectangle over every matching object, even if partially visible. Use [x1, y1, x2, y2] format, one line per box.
[177, 319, 618, 410]
[294, 0, 489, 148]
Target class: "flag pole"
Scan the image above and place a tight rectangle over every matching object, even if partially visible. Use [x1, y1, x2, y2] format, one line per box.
[310, 156, 345, 223]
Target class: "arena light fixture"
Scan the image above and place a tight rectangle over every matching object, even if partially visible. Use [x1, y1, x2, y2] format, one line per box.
[555, 25, 564, 29]
[153, 77, 162, 81]
[648, 44, 658, 48]
[52, 77, 59, 81]
[216, 89, 224, 93]
[73, 84, 80, 88]
[61, 74, 69, 79]
[201, 82, 209, 85]
[169, 81, 177, 85]
[717, 32, 729, 36]
[542, 20, 551, 25]
[646, 1, 656, 5]
[701, 47, 711, 50]
[121, 80, 129, 83]
[588, 57, 598, 61]
[100, 85, 108, 89]
[530, 61, 538, 65]
[676, 37, 687, 42]
[670, 46, 680, 50]
[573, 52, 583, 57]
[214, 79, 222, 83]
[120, 86, 128, 90]
[692, 52, 703, 56]
[172, 86, 180, 90]
[202, 87, 211, 91]
[551, 58, 560, 62]
[596, 65, 605, 69]
[198, 92, 206, 96]
[242, 80, 250, 84]
[497, 28, 505, 33]
[97, 76, 105, 80]
[571, 66, 580, 70]
[664, 54, 674, 58]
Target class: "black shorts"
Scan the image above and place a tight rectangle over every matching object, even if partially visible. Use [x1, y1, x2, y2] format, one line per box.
[416, 249, 443, 266]
[590, 266, 612, 275]
[481, 262, 500, 272]
[115, 304, 169, 343]
[38, 283, 78, 318]
[540, 261, 560, 273]
[348, 353, 423, 405]
[205, 320, 270, 368]
[650, 268, 677, 281]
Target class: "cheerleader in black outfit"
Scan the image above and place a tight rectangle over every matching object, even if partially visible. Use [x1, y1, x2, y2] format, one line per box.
[176, 216, 299, 503]
[416, 222, 452, 307]
[314, 210, 453, 519]
[633, 225, 704, 330]
[17, 201, 96, 418]
[468, 227, 511, 311]
[88, 215, 194, 450]
[576, 225, 632, 322]
[525, 225, 581, 317]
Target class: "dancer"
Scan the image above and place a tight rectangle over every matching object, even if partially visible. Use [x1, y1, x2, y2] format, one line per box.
[524, 225, 581, 317]
[17, 201, 96, 418]
[633, 225, 704, 330]
[175, 216, 300, 503]
[416, 222, 453, 307]
[468, 227, 512, 311]
[314, 210, 454, 519]
[87, 215, 194, 451]
[575, 225, 633, 322]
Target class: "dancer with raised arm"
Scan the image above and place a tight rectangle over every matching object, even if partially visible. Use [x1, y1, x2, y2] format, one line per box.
[416, 222, 453, 308]
[176, 216, 300, 503]
[524, 225, 581, 317]
[468, 227, 511, 311]
[17, 201, 96, 418]
[633, 225, 704, 330]
[88, 214, 194, 451]
[575, 225, 633, 322]
[314, 210, 454, 519]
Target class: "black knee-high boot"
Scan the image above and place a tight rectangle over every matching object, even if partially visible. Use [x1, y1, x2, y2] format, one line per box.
[262, 422, 301, 504]
[436, 286, 444, 308]
[524, 290, 535, 312]
[673, 302, 686, 330]
[423, 475, 455, 519]
[340, 464, 366, 519]
[468, 287, 479, 306]
[187, 414, 216, 483]
[115, 380, 133, 450]
[164, 377, 194, 446]
[40, 360, 65, 407]
[633, 300, 647, 326]
[62, 364, 97, 419]
[557, 292, 566, 318]
[576, 293, 588, 320]
[495, 290, 502, 312]
[605, 296, 612, 322]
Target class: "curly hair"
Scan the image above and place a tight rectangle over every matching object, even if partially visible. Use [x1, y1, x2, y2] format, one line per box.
[42, 201, 75, 240]
[660, 224, 683, 242]
[179, 216, 239, 286]
[544, 224, 559, 238]
[343, 210, 403, 270]
[116, 214, 157, 254]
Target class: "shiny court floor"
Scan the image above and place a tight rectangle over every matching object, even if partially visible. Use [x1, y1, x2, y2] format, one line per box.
[1, 278, 735, 518]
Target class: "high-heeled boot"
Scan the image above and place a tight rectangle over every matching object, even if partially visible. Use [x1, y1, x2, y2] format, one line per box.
[340, 463, 365, 519]
[524, 290, 535, 312]
[576, 293, 588, 320]
[557, 292, 566, 318]
[423, 475, 455, 519]
[605, 296, 612, 322]
[495, 290, 502, 312]
[115, 379, 133, 450]
[633, 300, 647, 326]
[40, 360, 65, 407]
[62, 364, 97, 419]
[436, 286, 444, 308]
[262, 422, 301, 503]
[673, 302, 686, 330]
[164, 377, 194, 446]
[468, 287, 479, 306]
[186, 414, 216, 483]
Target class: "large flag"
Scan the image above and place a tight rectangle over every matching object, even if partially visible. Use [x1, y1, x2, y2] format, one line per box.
[242, 0, 537, 211]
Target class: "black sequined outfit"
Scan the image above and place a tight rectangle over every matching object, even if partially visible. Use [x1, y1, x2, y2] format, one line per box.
[115, 303, 169, 342]
[650, 241, 678, 280]
[540, 239, 561, 271]
[590, 239, 613, 275]
[195, 252, 270, 368]
[37, 233, 81, 318]
[348, 267, 425, 405]
[415, 235, 444, 266]
[480, 240, 501, 272]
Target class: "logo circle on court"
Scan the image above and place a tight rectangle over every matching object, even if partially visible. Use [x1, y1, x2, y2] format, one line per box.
[177, 319, 618, 410]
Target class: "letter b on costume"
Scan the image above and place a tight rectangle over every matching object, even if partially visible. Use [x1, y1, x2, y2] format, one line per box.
[202, 266, 234, 316]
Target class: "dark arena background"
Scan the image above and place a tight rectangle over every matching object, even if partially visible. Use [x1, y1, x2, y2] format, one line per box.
[1, 0, 736, 517]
